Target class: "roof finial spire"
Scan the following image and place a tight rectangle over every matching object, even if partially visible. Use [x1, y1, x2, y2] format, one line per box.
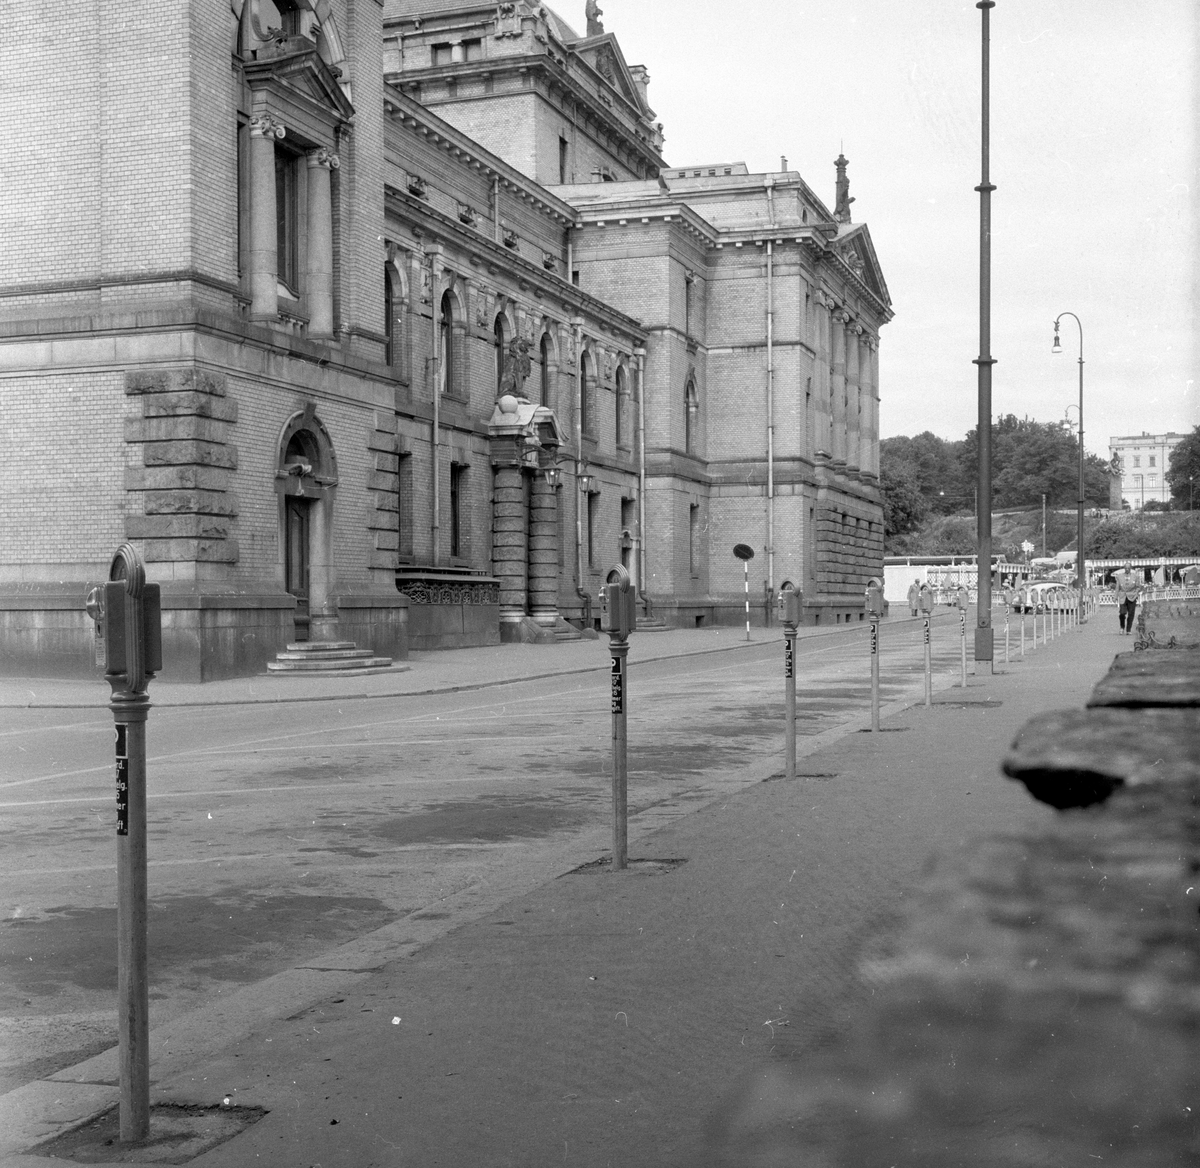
[834, 151, 855, 223]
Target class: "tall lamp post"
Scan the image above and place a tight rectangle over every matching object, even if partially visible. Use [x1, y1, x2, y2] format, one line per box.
[1052, 312, 1086, 621]
[973, 0, 996, 671]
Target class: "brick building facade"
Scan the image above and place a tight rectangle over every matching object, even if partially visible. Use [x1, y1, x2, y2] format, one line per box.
[0, 0, 890, 680]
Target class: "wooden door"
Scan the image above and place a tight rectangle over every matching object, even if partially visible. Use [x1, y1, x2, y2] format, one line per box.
[285, 497, 311, 641]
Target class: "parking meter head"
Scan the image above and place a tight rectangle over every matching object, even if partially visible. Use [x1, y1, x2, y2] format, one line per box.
[603, 564, 635, 638]
[777, 583, 800, 628]
[956, 585, 969, 611]
[865, 577, 885, 620]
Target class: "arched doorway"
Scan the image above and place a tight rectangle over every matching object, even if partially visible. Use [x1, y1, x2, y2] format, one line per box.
[277, 410, 338, 642]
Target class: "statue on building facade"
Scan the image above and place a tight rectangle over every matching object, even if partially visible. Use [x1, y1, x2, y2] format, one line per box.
[834, 153, 855, 223]
[586, 0, 604, 36]
[498, 337, 532, 397]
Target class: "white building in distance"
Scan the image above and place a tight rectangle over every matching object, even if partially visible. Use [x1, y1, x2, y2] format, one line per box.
[1109, 431, 1188, 509]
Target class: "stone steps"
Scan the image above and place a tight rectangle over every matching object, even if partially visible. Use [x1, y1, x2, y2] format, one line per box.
[266, 640, 394, 675]
[636, 617, 670, 632]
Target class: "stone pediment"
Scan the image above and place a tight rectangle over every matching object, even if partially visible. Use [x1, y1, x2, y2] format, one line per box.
[574, 34, 648, 116]
[835, 224, 891, 309]
[244, 37, 355, 127]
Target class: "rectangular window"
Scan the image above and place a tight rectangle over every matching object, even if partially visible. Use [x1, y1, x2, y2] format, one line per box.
[462, 38, 482, 61]
[587, 491, 598, 569]
[1149, 455, 1156, 467]
[689, 503, 699, 576]
[449, 463, 466, 559]
[1132, 455, 1141, 467]
[559, 137, 569, 184]
[275, 148, 299, 293]
[397, 453, 414, 561]
[1148, 474, 1157, 487]
[432, 43, 452, 66]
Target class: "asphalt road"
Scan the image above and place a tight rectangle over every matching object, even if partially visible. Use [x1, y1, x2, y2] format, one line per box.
[0, 615, 978, 1096]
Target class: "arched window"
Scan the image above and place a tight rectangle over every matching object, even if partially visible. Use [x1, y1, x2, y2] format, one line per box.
[580, 351, 594, 436]
[615, 365, 628, 447]
[438, 291, 454, 395]
[685, 379, 699, 455]
[539, 334, 552, 406]
[384, 268, 397, 368]
[493, 314, 508, 396]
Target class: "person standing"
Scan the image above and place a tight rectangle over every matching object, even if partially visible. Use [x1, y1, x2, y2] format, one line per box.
[1114, 563, 1142, 635]
[907, 578, 921, 617]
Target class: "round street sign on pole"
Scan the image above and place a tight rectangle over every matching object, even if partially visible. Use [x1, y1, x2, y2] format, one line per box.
[733, 545, 754, 640]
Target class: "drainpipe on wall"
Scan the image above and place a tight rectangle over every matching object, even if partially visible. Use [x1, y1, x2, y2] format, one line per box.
[766, 238, 776, 598]
[572, 318, 587, 619]
[635, 346, 647, 599]
[429, 247, 443, 564]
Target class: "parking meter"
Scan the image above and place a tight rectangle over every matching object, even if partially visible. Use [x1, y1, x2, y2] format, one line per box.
[865, 577, 885, 621]
[777, 584, 801, 628]
[85, 546, 162, 695]
[602, 565, 636, 640]
[82, 542, 161, 1144]
[955, 585, 969, 612]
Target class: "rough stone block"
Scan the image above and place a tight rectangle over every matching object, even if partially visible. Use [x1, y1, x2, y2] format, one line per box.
[143, 490, 238, 517]
[125, 466, 230, 492]
[1088, 649, 1200, 707]
[140, 392, 238, 421]
[125, 416, 232, 444]
[142, 441, 237, 469]
[126, 368, 226, 397]
[124, 515, 231, 540]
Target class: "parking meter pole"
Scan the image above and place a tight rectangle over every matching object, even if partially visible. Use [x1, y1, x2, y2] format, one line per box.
[784, 628, 796, 779]
[610, 637, 628, 871]
[1004, 613, 1009, 664]
[1020, 610, 1025, 657]
[870, 620, 880, 732]
[923, 620, 932, 706]
[113, 693, 150, 1143]
[959, 610, 967, 687]
[743, 561, 750, 642]
[602, 565, 635, 872]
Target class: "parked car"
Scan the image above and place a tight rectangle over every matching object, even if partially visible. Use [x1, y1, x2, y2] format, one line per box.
[1013, 582, 1076, 613]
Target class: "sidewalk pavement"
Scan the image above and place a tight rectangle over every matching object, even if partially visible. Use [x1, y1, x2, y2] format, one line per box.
[1, 613, 1122, 1166]
[0, 612, 937, 710]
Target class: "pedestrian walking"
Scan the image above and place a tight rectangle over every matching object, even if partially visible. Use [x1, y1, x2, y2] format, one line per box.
[907, 578, 921, 617]
[1114, 563, 1142, 635]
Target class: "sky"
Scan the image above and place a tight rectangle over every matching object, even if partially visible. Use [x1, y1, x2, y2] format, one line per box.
[564, 0, 1196, 456]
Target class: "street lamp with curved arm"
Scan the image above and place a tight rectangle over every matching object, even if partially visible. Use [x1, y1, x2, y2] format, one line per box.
[1052, 312, 1086, 620]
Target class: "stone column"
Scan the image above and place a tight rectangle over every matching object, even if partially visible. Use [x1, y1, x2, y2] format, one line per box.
[846, 325, 862, 471]
[249, 114, 285, 320]
[860, 337, 877, 474]
[492, 465, 528, 633]
[306, 148, 339, 338]
[528, 474, 560, 626]
[830, 309, 847, 463]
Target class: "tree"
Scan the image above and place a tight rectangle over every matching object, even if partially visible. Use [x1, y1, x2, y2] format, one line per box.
[879, 455, 928, 542]
[880, 432, 968, 514]
[959, 415, 1110, 510]
[1166, 426, 1200, 509]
